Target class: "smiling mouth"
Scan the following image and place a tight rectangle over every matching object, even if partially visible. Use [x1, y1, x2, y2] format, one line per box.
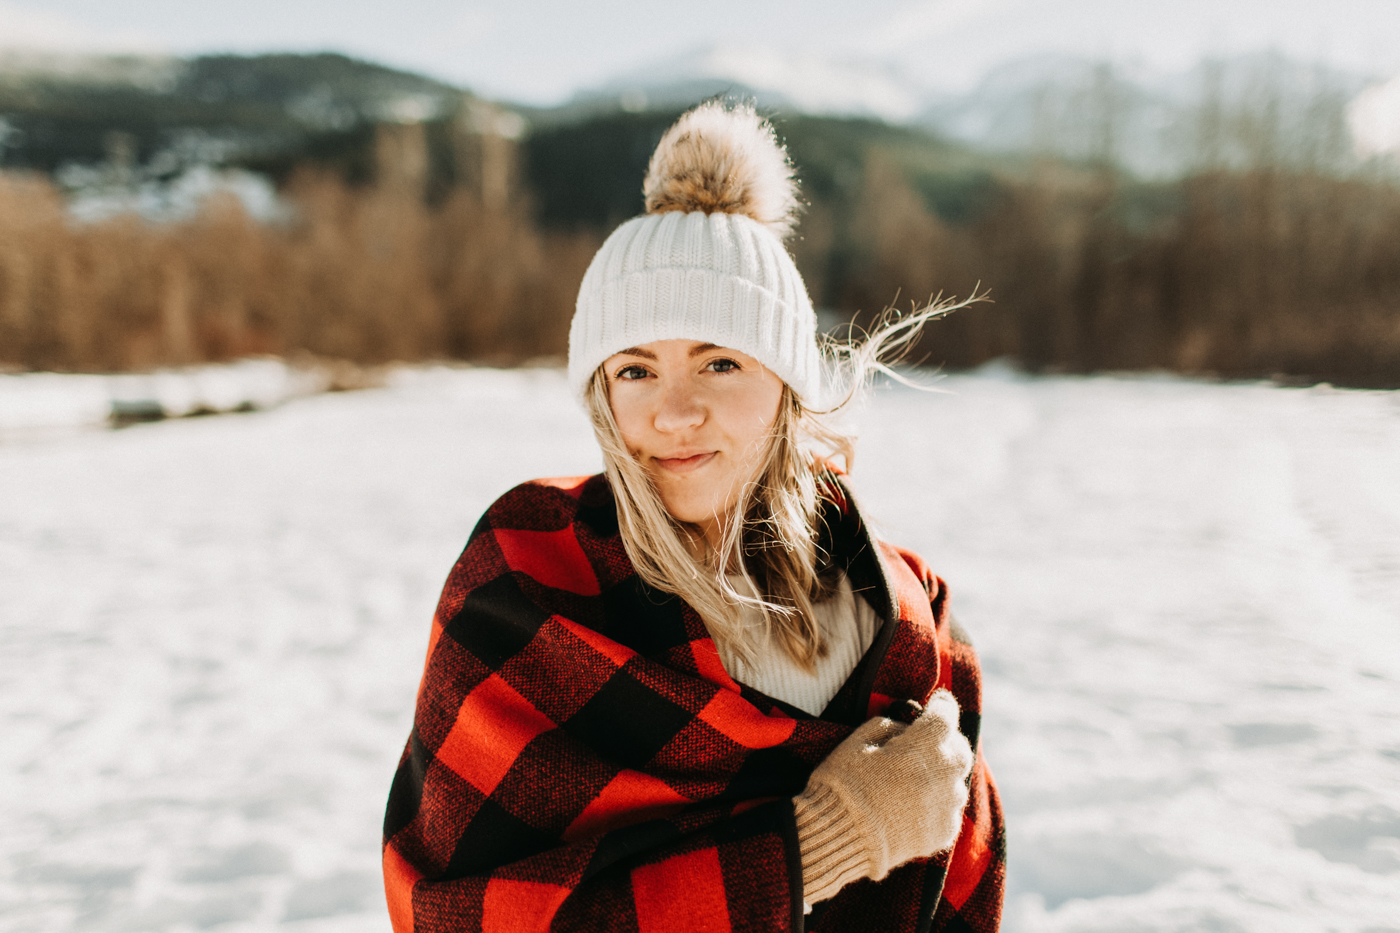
[654, 452, 716, 474]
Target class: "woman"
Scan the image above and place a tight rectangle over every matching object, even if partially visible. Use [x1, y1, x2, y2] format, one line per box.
[383, 102, 1005, 932]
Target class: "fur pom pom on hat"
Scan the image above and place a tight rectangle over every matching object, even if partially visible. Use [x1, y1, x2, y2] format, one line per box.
[643, 102, 801, 239]
[569, 102, 822, 404]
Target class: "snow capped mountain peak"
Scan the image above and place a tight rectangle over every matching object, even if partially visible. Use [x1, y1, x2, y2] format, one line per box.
[586, 42, 925, 123]
[0, 1, 162, 56]
[1348, 74, 1400, 157]
[690, 44, 923, 121]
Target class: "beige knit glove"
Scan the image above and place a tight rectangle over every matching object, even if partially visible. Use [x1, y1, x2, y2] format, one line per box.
[793, 689, 973, 905]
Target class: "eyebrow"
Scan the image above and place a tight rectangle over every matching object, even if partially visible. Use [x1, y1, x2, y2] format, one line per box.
[613, 343, 722, 361]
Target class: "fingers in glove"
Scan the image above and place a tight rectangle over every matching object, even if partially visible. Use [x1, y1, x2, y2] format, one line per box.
[919, 688, 960, 723]
[849, 715, 906, 751]
[884, 690, 974, 780]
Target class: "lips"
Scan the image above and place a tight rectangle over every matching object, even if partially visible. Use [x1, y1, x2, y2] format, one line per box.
[654, 451, 716, 474]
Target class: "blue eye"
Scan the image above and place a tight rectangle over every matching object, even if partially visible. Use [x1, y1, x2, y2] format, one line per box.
[708, 358, 739, 373]
[615, 365, 650, 380]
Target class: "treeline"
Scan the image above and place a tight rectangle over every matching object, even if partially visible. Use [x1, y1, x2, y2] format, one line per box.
[2, 96, 1399, 385]
[833, 162, 1400, 386]
[0, 136, 599, 370]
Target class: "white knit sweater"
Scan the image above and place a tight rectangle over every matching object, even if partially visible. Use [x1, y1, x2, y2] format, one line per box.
[718, 573, 881, 716]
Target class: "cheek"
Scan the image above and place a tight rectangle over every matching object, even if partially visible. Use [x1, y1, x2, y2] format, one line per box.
[731, 391, 783, 457]
[607, 393, 647, 450]
[610, 406, 666, 470]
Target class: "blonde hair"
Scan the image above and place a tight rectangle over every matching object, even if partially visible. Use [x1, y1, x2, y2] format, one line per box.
[586, 294, 981, 672]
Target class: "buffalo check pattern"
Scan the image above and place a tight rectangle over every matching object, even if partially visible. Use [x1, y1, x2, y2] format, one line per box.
[384, 473, 1005, 933]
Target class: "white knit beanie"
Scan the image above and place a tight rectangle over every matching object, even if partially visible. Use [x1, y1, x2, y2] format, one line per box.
[568, 103, 822, 404]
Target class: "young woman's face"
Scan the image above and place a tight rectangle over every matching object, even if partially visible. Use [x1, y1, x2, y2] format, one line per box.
[603, 339, 785, 547]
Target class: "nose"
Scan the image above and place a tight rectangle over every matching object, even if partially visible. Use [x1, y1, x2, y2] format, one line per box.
[653, 380, 705, 433]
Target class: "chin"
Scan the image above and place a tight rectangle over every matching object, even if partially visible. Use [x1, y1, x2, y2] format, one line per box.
[656, 487, 723, 528]
[658, 498, 711, 527]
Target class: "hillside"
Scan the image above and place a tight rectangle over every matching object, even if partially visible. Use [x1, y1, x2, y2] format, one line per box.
[520, 107, 1007, 229]
[0, 51, 466, 179]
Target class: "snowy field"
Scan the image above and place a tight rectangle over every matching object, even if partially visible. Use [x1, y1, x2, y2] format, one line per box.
[2, 366, 1398, 933]
[0, 360, 332, 438]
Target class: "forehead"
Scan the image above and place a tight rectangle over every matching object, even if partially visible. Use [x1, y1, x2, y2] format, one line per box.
[608, 340, 735, 362]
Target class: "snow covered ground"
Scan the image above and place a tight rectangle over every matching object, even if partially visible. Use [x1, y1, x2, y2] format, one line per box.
[0, 360, 330, 439]
[2, 366, 1398, 932]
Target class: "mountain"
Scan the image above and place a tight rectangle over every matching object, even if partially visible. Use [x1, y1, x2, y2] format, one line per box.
[1, 43, 1386, 211]
[0, 51, 467, 176]
[916, 51, 1376, 175]
[566, 44, 924, 124]
[550, 43, 1383, 177]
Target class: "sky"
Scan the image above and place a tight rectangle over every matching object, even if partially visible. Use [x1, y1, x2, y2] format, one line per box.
[3, 0, 1400, 104]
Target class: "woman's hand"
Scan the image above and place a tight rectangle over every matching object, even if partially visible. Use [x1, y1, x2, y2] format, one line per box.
[794, 689, 974, 905]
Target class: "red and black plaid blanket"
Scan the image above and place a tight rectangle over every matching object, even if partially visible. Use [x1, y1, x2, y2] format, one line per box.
[383, 473, 1004, 932]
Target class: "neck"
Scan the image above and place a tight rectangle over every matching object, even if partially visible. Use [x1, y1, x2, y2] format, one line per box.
[687, 515, 730, 566]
